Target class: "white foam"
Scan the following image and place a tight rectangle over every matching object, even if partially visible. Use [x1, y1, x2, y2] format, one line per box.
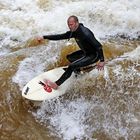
[12, 57, 45, 89]
[12, 41, 60, 89]
[123, 45, 140, 60]
[34, 92, 140, 140]
[34, 97, 99, 140]
[0, 0, 140, 55]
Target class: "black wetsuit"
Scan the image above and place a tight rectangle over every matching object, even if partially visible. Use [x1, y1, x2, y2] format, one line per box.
[43, 23, 104, 86]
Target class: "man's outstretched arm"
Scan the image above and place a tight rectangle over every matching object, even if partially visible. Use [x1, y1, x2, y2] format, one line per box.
[37, 31, 71, 42]
[43, 31, 71, 40]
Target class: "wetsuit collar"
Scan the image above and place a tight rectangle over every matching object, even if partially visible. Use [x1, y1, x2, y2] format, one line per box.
[68, 23, 83, 40]
[74, 23, 83, 32]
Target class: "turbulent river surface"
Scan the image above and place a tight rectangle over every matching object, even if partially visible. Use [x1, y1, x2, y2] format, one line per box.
[0, 0, 140, 140]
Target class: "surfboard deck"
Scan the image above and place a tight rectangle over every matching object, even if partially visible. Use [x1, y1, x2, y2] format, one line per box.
[22, 67, 70, 101]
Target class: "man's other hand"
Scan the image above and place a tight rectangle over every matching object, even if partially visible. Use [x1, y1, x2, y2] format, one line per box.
[96, 61, 105, 71]
[36, 36, 44, 43]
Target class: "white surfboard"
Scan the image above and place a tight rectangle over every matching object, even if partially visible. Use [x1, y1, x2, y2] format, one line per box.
[22, 67, 70, 101]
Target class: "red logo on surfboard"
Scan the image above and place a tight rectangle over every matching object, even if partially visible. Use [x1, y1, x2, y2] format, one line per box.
[39, 81, 52, 93]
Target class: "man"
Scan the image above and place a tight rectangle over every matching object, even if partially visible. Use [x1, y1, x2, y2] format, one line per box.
[37, 15, 105, 90]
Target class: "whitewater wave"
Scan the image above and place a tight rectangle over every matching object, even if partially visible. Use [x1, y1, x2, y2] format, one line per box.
[0, 0, 140, 55]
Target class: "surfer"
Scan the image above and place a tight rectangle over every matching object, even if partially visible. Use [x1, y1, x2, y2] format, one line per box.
[36, 15, 105, 89]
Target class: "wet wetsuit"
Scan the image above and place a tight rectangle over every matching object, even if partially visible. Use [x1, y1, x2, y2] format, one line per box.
[43, 23, 104, 86]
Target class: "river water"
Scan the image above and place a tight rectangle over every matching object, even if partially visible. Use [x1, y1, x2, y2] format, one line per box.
[0, 0, 140, 140]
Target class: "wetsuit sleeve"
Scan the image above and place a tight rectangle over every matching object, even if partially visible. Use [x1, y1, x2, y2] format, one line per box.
[97, 47, 104, 62]
[87, 34, 104, 62]
[43, 31, 71, 40]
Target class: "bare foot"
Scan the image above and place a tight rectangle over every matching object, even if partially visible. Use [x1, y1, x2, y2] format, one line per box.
[44, 79, 58, 90]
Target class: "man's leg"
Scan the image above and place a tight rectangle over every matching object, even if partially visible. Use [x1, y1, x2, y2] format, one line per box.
[65, 50, 84, 73]
[55, 53, 99, 86]
[45, 50, 85, 90]
[67, 50, 84, 62]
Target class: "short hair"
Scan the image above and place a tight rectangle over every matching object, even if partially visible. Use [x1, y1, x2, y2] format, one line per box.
[68, 15, 79, 22]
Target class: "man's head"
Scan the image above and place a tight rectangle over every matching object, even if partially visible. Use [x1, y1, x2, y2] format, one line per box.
[67, 15, 79, 32]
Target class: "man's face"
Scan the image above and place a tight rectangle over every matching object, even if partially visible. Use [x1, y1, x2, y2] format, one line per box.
[67, 18, 78, 32]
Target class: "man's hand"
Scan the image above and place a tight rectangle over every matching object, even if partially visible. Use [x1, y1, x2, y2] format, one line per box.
[96, 61, 105, 71]
[36, 36, 44, 43]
